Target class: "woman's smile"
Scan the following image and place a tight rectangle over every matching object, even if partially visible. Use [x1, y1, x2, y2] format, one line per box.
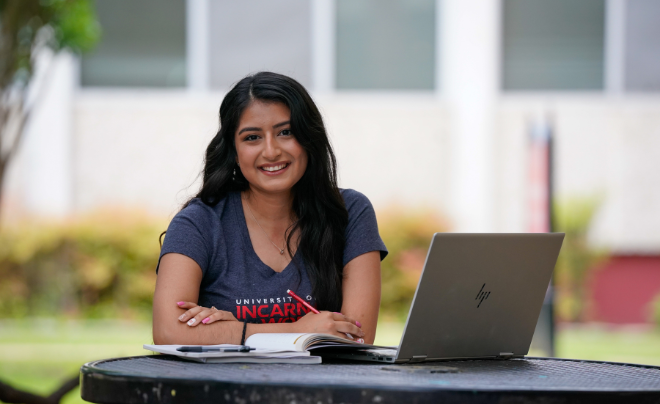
[259, 161, 290, 174]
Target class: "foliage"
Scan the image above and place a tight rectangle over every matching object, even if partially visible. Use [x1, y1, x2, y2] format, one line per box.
[0, 207, 449, 321]
[0, 0, 100, 87]
[553, 197, 607, 322]
[0, 212, 165, 319]
[650, 293, 660, 328]
[377, 206, 450, 321]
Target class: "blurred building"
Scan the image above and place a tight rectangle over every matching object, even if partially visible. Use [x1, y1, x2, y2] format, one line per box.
[4, 0, 660, 323]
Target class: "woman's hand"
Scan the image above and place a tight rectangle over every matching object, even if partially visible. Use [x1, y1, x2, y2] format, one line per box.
[293, 311, 365, 342]
[176, 301, 238, 326]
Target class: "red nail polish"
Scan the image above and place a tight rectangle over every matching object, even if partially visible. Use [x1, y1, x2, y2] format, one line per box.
[356, 321, 362, 328]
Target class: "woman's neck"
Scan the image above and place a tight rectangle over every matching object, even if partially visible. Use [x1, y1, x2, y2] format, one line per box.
[242, 187, 294, 223]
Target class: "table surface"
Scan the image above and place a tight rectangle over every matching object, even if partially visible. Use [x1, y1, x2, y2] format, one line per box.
[80, 355, 660, 404]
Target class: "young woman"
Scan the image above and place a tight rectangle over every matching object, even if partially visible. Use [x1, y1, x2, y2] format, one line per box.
[152, 72, 387, 346]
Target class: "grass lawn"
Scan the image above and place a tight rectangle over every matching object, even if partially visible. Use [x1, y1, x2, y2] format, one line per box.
[0, 319, 151, 404]
[2, 320, 660, 403]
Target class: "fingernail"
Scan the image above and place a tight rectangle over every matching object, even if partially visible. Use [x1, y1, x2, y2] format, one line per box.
[357, 338, 364, 344]
[356, 321, 362, 328]
[177, 301, 185, 306]
[202, 317, 210, 324]
[187, 318, 196, 326]
[178, 314, 185, 321]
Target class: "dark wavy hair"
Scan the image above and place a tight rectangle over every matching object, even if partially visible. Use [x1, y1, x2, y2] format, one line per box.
[188, 72, 348, 312]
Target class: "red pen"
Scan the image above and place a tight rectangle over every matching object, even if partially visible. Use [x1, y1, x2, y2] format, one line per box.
[287, 289, 319, 314]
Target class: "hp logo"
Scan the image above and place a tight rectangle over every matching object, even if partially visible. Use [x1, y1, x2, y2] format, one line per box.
[475, 283, 491, 308]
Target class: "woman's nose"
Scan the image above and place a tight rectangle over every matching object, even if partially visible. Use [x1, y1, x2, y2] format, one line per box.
[262, 134, 281, 159]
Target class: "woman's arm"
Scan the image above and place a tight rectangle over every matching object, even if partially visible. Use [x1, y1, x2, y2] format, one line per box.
[153, 253, 364, 344]
[340, 251, 381, 344]
[153, 253, 244, 344]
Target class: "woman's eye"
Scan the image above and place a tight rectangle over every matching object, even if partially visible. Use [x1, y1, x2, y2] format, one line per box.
[280, 129, 292, 136]
[244, 134, 259, 141]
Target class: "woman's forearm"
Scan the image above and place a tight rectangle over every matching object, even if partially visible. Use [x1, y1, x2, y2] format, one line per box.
[153, 318, 297, 345]
[341, 251, 382, 344]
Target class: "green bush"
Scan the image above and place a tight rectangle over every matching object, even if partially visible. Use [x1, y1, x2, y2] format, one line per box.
[0, 212, 165, 319]
[377, 207, 450, 321]
[0, 207, 449, 321]
[649, 293, 660, 327]
[553, 197, 607, 322]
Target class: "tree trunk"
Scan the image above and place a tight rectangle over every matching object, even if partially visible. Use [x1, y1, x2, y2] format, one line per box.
[0, 157, 6, 224]
[0, 90, 29, 225]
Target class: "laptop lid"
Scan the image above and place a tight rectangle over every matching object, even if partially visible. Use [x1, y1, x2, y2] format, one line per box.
[395, 233, 564, 363]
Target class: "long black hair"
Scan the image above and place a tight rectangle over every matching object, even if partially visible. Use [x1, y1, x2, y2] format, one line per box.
[189, 72, 348, 312]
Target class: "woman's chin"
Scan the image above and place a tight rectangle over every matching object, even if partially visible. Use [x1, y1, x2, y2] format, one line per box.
[248, 180, 297, 195]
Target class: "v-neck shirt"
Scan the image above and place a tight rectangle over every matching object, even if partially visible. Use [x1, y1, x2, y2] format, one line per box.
[158, 189, 388, 324]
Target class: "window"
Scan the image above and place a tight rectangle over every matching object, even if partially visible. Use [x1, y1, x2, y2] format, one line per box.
[502, 0, 605, 91]
[624, 0, 660, 92]
[336, 0, 436, 90]
[81, 0, 186, 87]
[207, 0, 312, 90]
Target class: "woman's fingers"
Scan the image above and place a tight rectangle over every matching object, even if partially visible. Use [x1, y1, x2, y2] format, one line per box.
[332, 312, 362, 328]
[336, 321, 364, 339]
[202, 310, 238, 325]
[176, 301, 198, 310]
[178, 305, 203, 323]
[177, 303, 239, 327]
[291, 311, 365, 343]
[186, 307, 217, 327]
[326, 312, 365, 340]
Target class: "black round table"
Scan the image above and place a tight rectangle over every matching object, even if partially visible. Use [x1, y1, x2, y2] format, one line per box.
[80, 355, 660, 404]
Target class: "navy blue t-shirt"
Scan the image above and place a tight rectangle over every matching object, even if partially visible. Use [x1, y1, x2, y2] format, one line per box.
[159, 189, 388, 324]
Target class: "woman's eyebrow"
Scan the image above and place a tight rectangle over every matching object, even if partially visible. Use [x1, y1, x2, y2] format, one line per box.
[273, 120, 290, 129]
[238, 126, 262, 135]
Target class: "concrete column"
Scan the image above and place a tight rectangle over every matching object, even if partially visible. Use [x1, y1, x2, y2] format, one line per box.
[311, 0, 335, 94]
[22, 50, 76, 217]
[441, 0, 500, 232]
[605, 0, 626, 94]
[186, 0, 210, 91]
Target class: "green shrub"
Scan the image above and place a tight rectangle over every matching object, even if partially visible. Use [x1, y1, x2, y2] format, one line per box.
[0, 211, 165, 319]
[377, 207, 450, 321]
[0, 207, 449, 321]
[553, 197, 607, 322]
[649, 293, 660, 327]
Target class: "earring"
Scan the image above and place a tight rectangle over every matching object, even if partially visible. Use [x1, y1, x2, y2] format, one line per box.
[232, 168, 236, 181]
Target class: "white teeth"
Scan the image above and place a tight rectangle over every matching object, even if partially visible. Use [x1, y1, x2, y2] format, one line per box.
[262, 164, 286, 172]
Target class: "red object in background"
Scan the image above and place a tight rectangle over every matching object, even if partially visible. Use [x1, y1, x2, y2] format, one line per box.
[528, 122, 551, 233]
[589, 256, 660, 324]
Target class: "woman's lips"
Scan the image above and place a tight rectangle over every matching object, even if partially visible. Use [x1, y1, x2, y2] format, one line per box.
[259, 162, 290, 176]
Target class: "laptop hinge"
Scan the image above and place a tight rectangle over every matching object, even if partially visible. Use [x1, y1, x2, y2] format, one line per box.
[497, 352, 514, 359]
[409, 355, 427, 363]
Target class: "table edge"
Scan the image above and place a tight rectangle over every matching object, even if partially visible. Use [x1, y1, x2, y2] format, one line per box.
[79, 355, 660, 394]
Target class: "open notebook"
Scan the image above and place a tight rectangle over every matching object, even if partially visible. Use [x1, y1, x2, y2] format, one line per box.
[144, 333, 388, 364]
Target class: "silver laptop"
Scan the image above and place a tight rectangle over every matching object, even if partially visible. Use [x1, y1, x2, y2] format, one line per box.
[324, 233, 564, 363]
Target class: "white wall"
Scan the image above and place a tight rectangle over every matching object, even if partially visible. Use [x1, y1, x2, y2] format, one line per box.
[68, 92, 660, 254]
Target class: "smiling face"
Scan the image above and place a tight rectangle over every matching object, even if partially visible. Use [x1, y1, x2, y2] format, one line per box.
[234, 100, 308, 196]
